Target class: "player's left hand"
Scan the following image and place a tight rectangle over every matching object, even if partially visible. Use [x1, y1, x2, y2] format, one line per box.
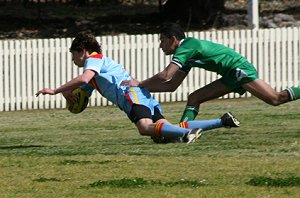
[121, 78, 140, 87]
[62, 90, 78, 105]
[35, 88, 55, 96]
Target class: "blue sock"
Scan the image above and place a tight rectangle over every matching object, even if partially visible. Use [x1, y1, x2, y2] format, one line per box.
[179, 119, 223, 131]
[155, 122, 189, 138]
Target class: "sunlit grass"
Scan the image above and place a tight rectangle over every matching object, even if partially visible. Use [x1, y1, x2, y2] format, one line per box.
[0, 97, 299, 198]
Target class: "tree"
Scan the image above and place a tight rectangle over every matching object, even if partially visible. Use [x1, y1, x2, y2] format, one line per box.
[161, 0, 225, 29]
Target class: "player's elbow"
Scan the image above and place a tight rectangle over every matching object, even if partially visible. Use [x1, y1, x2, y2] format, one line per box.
[79, 75, 91, 84]
[162, 80, 180, 92]
[158, 71, 173, 81]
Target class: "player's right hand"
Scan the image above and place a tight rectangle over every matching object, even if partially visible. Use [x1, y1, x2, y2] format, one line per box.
[62, 90, 78, 105]
[36, 88, 55, 96]
[121, 78, 140, 87]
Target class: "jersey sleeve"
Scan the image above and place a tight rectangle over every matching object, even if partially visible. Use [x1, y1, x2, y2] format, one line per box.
[172, 47, 195, 72]
[84, 56, 102, 74]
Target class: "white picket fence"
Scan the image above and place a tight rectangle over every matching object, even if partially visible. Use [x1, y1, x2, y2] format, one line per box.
[0, 27, 299, 112]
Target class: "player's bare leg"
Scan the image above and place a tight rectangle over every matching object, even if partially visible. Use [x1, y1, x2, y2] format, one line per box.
[180, 79, 231, 122]
[135, 118, 169, 136]
[242, 79, 293, 106]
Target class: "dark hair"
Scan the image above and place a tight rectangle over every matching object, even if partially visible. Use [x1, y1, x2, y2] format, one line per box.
[70, 32, 102, 53]
[160, 23, 186, 40]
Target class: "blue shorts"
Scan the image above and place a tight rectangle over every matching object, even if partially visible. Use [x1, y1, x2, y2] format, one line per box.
[119, 86, 164, 122]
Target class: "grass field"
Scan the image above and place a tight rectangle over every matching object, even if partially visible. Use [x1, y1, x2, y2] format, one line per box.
[0, 97, 299, 198]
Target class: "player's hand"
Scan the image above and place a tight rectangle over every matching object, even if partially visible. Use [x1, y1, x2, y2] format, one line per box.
[62, 90, 78, 105]
[121, 78, 140, 87]
[35, 88, 55, 96]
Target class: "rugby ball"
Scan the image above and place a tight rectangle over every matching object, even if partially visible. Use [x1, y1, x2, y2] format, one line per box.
[67, 88, 90, 114]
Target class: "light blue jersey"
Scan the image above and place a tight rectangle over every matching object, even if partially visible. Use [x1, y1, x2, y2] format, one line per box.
[81, 52, 162, 116]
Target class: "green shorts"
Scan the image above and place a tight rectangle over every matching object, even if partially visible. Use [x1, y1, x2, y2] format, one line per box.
[220, 62, 258, 95]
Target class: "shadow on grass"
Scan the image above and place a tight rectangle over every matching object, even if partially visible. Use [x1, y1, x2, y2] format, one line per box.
[0, 145, 45, 150]
[246, 176, 300, 187]
[86, 178, 207, 188]
[33, 177, 62, 182]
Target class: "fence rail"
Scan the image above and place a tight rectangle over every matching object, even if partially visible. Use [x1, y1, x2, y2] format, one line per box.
[0, 27, 299, 112]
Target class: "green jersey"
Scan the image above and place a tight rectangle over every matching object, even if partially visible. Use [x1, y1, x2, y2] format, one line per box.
[172, 37, 258, 95]
[172, 37, 248, 75]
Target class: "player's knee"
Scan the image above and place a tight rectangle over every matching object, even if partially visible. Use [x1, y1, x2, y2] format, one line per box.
[187, 92, 196, 102]
[265, 96, 282, 106]
[136, 124, 151, 136]
[187, 92, 202, 105]
[138, 129, 148, 136]
[268, 100, 280, 106]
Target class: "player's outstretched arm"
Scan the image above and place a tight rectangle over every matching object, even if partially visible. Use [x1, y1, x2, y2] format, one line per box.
[121, 63, 186, 92]
[121, 78, 140, 87]
[146, 69, 188, 92]
[35, 88, 55, 96]
[36, 69, 95, 97]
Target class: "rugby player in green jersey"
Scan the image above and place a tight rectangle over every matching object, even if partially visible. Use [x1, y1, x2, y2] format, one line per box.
[122, 23, 300, 122]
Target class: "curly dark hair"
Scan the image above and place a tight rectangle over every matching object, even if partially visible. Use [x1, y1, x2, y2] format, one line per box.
[70, 32, 102, 54]
[160, 23, 186, 40]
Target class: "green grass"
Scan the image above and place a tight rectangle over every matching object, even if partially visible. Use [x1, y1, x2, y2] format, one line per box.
[0, 97, 299, 198]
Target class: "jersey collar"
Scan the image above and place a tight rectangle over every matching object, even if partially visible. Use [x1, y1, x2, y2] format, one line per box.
[178, 39, 185, 47]
[89, 52, 98, 56]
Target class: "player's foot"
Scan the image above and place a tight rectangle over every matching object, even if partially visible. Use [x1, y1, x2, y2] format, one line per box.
[164, 137, 181, 143]
[221, 112, 240, 128]
[182, 128, 203, 144]
[151, 136, 181, 144]
[151, 136, 164, 144]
